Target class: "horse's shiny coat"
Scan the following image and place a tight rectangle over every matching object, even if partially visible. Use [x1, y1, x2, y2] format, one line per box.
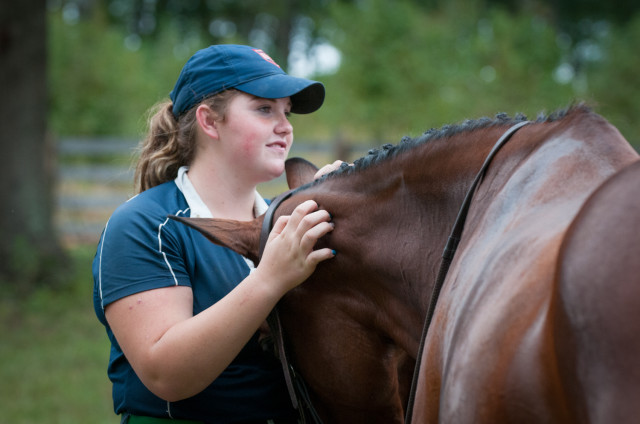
[174, 106, 639, 423]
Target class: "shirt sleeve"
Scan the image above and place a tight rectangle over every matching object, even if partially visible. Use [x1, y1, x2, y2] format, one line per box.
[94, 201, 191, 311]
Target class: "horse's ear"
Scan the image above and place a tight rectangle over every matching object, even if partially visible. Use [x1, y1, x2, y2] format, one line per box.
[168, 215, 263, 264]
[285, 157, 318, 189]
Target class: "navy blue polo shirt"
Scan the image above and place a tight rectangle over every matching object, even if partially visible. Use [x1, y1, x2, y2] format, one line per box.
[92, 174, 294, 423]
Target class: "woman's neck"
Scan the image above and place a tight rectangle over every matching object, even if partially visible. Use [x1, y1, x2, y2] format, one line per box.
[187, 160, 257, 221]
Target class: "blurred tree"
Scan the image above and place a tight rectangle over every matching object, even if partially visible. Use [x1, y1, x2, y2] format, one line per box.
[316, 0, 570, 140]
[48, 0, 640, 144]
[484, 0, 639, 94]
[48, 5, 187, 136]
[1, 0, 66, 289]
[312, 0, 639, 145]
[48, 0, 349, 137]
[491, 0, 638, 28]
[55, 0, 343, 69]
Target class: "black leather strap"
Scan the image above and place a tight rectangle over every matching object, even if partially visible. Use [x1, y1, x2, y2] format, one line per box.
[258, 190, 294, 258]
[258, 189, 324, 424]
[404, 120, 530, 423]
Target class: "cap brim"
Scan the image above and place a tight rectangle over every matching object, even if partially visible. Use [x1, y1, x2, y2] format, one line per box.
[235, 74, 325, 114]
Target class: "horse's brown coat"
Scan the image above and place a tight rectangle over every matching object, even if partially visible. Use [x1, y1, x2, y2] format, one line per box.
[173, 106, 639, 423]
[553, 160, 640, 422]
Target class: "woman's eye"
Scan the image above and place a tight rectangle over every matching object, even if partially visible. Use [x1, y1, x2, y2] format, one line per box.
[258, 106, 271, 113]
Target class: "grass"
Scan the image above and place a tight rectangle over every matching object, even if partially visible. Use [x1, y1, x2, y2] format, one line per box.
[0, 245, 115, 424]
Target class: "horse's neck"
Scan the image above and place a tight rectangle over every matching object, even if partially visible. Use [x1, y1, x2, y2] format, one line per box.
[319, 137, 488, 355]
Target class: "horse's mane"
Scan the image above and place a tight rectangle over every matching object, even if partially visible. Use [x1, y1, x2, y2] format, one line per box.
[313, 103, 592, 183]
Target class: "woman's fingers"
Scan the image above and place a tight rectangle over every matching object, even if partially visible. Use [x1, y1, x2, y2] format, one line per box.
[299, 219, 334, 253]
[314, 160, 344, 179]
[306, 247, 336, 266]
[285, 200, 321, 231]
[289, 204, 334, 254]
[268, 200, 321, 242]
[260, 199, 335, 291]
[269, 214, 289, 238]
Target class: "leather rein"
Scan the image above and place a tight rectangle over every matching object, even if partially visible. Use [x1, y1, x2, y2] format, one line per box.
[404, 120, 530, 422]
[258, 189, 324, 424]
[258, 120, 530, 424]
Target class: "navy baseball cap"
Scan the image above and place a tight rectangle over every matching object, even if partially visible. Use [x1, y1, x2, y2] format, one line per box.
[170, 44, 325, 118]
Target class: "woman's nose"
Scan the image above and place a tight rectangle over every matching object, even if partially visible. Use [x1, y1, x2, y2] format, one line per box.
[275, 113, 293, 134]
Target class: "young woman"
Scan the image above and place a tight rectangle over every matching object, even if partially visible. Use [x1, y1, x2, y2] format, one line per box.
[93, 44, 338, 424]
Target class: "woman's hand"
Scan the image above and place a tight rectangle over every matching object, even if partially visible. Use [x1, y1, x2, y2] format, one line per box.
[314, 160, 349, 179]
[257, 199, 335, 294]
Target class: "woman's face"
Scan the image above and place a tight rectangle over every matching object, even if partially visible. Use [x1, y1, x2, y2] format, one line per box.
[215, 92, 293, 184]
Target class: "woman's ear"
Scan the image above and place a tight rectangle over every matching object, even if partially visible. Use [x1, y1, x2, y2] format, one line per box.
[195, 104, 220, 140]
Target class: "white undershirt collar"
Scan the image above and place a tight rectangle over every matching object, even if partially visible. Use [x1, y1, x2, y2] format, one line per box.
[174, 166, 268, 218]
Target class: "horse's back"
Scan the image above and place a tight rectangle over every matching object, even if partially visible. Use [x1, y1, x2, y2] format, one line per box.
[555, 159, 640, 423]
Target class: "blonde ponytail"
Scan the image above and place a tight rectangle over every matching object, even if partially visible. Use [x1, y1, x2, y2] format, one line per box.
[134, 89, 239, 193]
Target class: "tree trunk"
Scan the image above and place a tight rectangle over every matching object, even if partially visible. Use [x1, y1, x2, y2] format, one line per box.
[0, 0, 65, 289]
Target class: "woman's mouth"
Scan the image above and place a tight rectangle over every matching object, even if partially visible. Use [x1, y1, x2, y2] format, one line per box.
[266, 141, 287, 152]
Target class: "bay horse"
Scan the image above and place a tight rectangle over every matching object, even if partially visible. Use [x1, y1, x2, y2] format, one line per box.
[171, 105, 639, 423]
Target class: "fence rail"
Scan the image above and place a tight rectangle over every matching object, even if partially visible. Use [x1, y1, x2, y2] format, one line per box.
[56, 137, 369, 244]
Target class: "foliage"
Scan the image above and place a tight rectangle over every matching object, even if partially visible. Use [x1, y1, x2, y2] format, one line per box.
[582, 14, 640, 141]
[48, 6, 187, 137]
[0, 235, 70, 296]
[48, 0, 640, 146]
[51, 0, 339, 70]
[0, 246, 113, 423]
[315, 0, 639, 144]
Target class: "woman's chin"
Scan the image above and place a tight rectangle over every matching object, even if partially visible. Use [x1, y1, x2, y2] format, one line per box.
[261, 163, 285, 182]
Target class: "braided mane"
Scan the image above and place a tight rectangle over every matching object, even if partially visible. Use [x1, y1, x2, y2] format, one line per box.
[315, 104, 591, 180]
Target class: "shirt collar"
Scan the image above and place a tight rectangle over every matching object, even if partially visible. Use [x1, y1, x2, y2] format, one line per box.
[174, 166, 269, 219]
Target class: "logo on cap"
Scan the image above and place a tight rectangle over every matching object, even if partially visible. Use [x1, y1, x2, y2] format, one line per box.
[253, 49, 281, 68]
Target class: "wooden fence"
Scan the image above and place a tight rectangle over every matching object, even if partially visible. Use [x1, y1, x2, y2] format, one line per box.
[56, 137, 370, 245]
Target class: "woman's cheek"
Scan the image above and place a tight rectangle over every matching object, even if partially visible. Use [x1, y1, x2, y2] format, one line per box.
[240, 135, 260, 158]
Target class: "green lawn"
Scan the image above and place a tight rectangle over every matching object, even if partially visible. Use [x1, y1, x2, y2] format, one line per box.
[0, 245, 115, 424]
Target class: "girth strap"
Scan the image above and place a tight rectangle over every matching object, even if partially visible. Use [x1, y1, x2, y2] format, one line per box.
[404, 120, 530, 423]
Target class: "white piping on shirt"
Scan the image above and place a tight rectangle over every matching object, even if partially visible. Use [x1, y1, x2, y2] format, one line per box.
[98, 219, 110, 310]
[98, 194, 140, 311]
[158, 208, 189, 286]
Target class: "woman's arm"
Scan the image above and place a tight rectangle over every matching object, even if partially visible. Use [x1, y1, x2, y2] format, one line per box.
[105, 200, 334, 401]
